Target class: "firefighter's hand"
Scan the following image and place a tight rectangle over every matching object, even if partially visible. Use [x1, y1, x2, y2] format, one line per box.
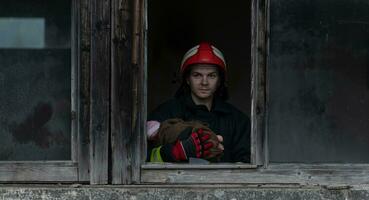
[196, 129, 223, 159]
[161, 131, 202, 162]
[216, 135, 224, 151]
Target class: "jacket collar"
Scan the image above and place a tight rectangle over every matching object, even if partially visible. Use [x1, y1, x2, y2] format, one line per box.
[179, 93, 231, 114]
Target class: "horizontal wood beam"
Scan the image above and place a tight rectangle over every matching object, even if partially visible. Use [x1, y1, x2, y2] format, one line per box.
[141, 164, 369, 186]
[0, 162, 78, 182]
[142, 163, 257, 170]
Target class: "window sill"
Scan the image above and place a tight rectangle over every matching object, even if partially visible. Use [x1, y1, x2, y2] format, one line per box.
[141, 163, 369, 185]
[142, 163, 258, 170]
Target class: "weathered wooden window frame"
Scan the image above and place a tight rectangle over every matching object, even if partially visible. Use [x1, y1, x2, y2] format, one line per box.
[1, 0, 367, 186]
[136, 0, 265, 183]
[134, 0, 369, 186]
[0, 0, 89, 183]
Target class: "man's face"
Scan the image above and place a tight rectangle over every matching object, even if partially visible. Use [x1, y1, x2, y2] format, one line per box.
[186, 64, 220, 101]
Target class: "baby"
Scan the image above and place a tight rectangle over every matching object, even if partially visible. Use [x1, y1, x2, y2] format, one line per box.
[146, 118, 223, 161]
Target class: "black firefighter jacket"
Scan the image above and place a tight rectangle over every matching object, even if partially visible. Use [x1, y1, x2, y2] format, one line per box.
[148, 93, 251, 163]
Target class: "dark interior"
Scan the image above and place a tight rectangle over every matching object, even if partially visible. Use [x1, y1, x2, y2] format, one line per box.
[147, 0, 252, 116]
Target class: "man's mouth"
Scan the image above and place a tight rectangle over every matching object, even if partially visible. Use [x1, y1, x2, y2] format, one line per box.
[199, 89, 211, 94]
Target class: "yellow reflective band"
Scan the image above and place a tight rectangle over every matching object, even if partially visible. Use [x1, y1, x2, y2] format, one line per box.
[150, 146, 164, 163]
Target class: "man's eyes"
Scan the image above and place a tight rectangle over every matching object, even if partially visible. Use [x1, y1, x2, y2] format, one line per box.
[191, 73, 218, 78]
[208, 73, 218, 78]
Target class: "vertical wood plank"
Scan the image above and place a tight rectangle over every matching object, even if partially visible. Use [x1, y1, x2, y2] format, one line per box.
[263, 0, 270, 167]
[251, 0, 269, 166]
[90, 0, 111, 184]
[250, 0, 258, 165]
[71, 0, 80, 163]
[78, 0, 91, 182]
[140, 0, 148, 169]
[111, 0, 133, 184]
[131, 0, 144, 184]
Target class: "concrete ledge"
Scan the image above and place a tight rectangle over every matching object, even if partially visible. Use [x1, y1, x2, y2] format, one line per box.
[1, 185, 369, 200]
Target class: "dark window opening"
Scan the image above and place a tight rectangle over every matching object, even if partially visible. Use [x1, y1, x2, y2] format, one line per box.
[148, 0, 251, 115]
[147, 0, 252, 163]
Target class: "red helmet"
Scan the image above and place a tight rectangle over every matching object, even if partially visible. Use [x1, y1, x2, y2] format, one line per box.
[180, 42, 226, 73]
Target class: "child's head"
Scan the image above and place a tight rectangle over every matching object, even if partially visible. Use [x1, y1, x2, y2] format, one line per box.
[147, 120, 160, 140]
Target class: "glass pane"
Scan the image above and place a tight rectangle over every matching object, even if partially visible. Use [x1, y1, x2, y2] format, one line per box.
[0, 18, 45, 48]
[0, 0, 71, 161]
[268, 0, 369, 163]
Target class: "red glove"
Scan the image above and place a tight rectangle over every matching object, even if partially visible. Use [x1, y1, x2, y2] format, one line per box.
[160, 128, 222, 162]
[197, 128, 223, 160]
[171, 131, 202, 161]
[161, 129, 202, 161]
[196, 128, 213, 157]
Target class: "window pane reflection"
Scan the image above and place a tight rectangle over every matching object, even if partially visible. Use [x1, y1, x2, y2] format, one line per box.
[0, 18, 45, 48]
[0, 0, 71, 161]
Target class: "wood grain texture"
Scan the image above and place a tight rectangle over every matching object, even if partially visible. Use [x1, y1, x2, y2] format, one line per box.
[71, 0, 79, 164]
[250, 0, 269, 166]
[140, 0, 148, 168]
[78, 0, 91, 182]
[141, 164, 369, 186]
[142, 163, 258, 169]
[0, 162, 78, 182]
[90, 0, 111, 184]
[130, 0, 145, 184]
[111, 0, 133, 184]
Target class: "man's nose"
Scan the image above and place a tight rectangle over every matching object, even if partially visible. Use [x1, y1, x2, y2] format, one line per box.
[201, 77, 209, 85]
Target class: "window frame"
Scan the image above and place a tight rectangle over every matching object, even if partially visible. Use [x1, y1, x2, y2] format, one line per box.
[136, 0, 369, 186]
[137, 0, 266, 182]
[0, 0, 89, 183]
[3, 0, 366, 185]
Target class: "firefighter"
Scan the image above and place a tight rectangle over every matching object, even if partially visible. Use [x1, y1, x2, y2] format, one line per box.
[148, 42, 250, 163]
